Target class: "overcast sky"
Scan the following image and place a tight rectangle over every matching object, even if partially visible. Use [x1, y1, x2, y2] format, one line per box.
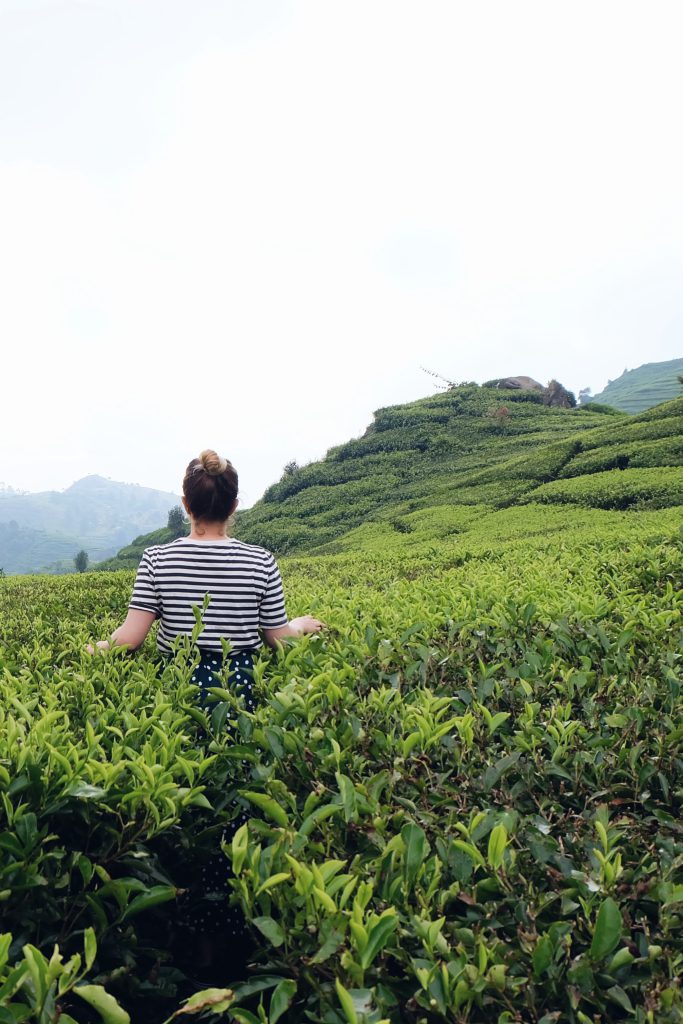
[1, 0, 682, 506]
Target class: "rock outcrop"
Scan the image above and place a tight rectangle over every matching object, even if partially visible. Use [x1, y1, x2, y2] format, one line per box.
[483, 376, 576, 408]
[483, 375, 545, 391]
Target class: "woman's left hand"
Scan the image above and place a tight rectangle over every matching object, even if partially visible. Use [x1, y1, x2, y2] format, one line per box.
[289, 616, 325, 635]
[86, 640, 111, 655]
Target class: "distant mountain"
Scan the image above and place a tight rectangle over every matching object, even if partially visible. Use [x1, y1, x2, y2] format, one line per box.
[0, 475, 181, 574]
[590, 358, 683, 413]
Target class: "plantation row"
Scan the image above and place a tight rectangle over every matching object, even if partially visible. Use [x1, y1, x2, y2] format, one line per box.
[0, 506, 682, 1022]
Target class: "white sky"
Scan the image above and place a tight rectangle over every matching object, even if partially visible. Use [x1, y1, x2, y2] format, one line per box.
[1, 0, 682, 507]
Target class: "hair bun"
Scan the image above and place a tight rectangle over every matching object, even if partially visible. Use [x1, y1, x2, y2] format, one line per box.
[199, 449, 229, 476]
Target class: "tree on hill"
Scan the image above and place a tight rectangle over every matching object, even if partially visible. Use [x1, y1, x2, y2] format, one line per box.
[167, 505, 186, 538]
[74, 550, 89, 573]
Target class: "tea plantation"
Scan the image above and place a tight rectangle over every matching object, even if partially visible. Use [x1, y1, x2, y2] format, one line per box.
[1, 503, 682, 1023]
[1, 391, 682, 1023]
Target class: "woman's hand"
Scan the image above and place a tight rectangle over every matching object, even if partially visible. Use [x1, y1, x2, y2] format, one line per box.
[289, 615, 325, 635]
[85, 611, 156, 656]
[86, 640, 111, 655]
[262, 616, 326, 648]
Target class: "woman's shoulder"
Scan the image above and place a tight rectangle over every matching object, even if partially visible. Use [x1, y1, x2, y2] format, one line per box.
[228, 538, 276, 563]
[136, 544, 162, 571]
[151, 537, 275, 563]
[140, 543, 162, 557]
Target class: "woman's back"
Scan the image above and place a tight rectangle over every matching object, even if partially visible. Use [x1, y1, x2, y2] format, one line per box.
[129, 536, 288, 653]
[87, 450, 321, 658]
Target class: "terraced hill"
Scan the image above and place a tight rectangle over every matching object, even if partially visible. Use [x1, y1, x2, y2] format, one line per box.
[590, 358, 683, 413]
[99, 385, 683, 569]
[239, 387, 682, 553]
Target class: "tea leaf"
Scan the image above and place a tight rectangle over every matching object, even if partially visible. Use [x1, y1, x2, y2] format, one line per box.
[590, 898, 623, 960]
[335, 978, 358, 1024]
[269, 979, 297, 1024]
[360, 910, 398, 969]
[487, 824, 508, 870]
[241, 791, 289, 828]
[121, 885, 177, 920]
[401, 822, 428, 885]
[252, 916, 285, 947]
[75, 984, 131, 1023]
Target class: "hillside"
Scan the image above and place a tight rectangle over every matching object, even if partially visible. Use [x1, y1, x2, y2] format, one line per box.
[590, 357, 683, 413]
[236, 386, 682, 554]
[0, 475, 181, 574]
[100, 384, 683, 568]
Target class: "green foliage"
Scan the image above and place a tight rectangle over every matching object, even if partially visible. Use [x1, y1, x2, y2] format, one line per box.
[528, 466, 683, 510]
[4, 384, 682, 1020]
[1, 509, 682, 1021]
[238, 391, 681, 557]
[234, 388, 637, 556]
[0, 929, 129, 1023]
[560, 435, 683, 476]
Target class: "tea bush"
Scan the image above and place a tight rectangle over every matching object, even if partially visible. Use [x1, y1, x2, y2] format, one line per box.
[527, 467, 683, 510]
[559, 437, 683, 477]
[1, 505, 682, 1022]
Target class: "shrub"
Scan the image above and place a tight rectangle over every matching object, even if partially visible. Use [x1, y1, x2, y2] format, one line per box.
[527, 466, 683, 510]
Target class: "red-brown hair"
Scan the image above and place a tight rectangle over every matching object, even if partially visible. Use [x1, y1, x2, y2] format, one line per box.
[183, 449, 238, 523]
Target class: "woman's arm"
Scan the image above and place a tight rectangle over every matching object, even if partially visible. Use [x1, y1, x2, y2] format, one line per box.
[262, 615, 325, 650]
[87, 609, 157, 654]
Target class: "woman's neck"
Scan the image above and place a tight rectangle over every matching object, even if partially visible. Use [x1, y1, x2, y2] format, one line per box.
[188, 519, 229, 541]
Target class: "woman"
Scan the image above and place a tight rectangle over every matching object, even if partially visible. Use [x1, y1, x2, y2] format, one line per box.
[89, 449, 323, 963]
[90, 448, 323, 659]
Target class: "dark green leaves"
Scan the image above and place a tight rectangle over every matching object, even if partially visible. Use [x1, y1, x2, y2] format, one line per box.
[401, 823, 429, 885]
[252, 915, 285, 947]
[590, 898, 623, 960]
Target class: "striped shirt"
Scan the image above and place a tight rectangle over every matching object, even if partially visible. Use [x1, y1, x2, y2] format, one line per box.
[128, 537, 288, 653]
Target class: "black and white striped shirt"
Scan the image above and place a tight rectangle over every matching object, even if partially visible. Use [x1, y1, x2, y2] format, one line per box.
[129, 537, 288, 653]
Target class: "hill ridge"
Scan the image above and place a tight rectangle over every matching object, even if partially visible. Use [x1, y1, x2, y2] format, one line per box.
[0, 475, 181, 574]
[590, 357, 683, 412]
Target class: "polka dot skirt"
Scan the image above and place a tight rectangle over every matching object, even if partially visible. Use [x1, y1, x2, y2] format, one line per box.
[184, 648, 256, 938]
